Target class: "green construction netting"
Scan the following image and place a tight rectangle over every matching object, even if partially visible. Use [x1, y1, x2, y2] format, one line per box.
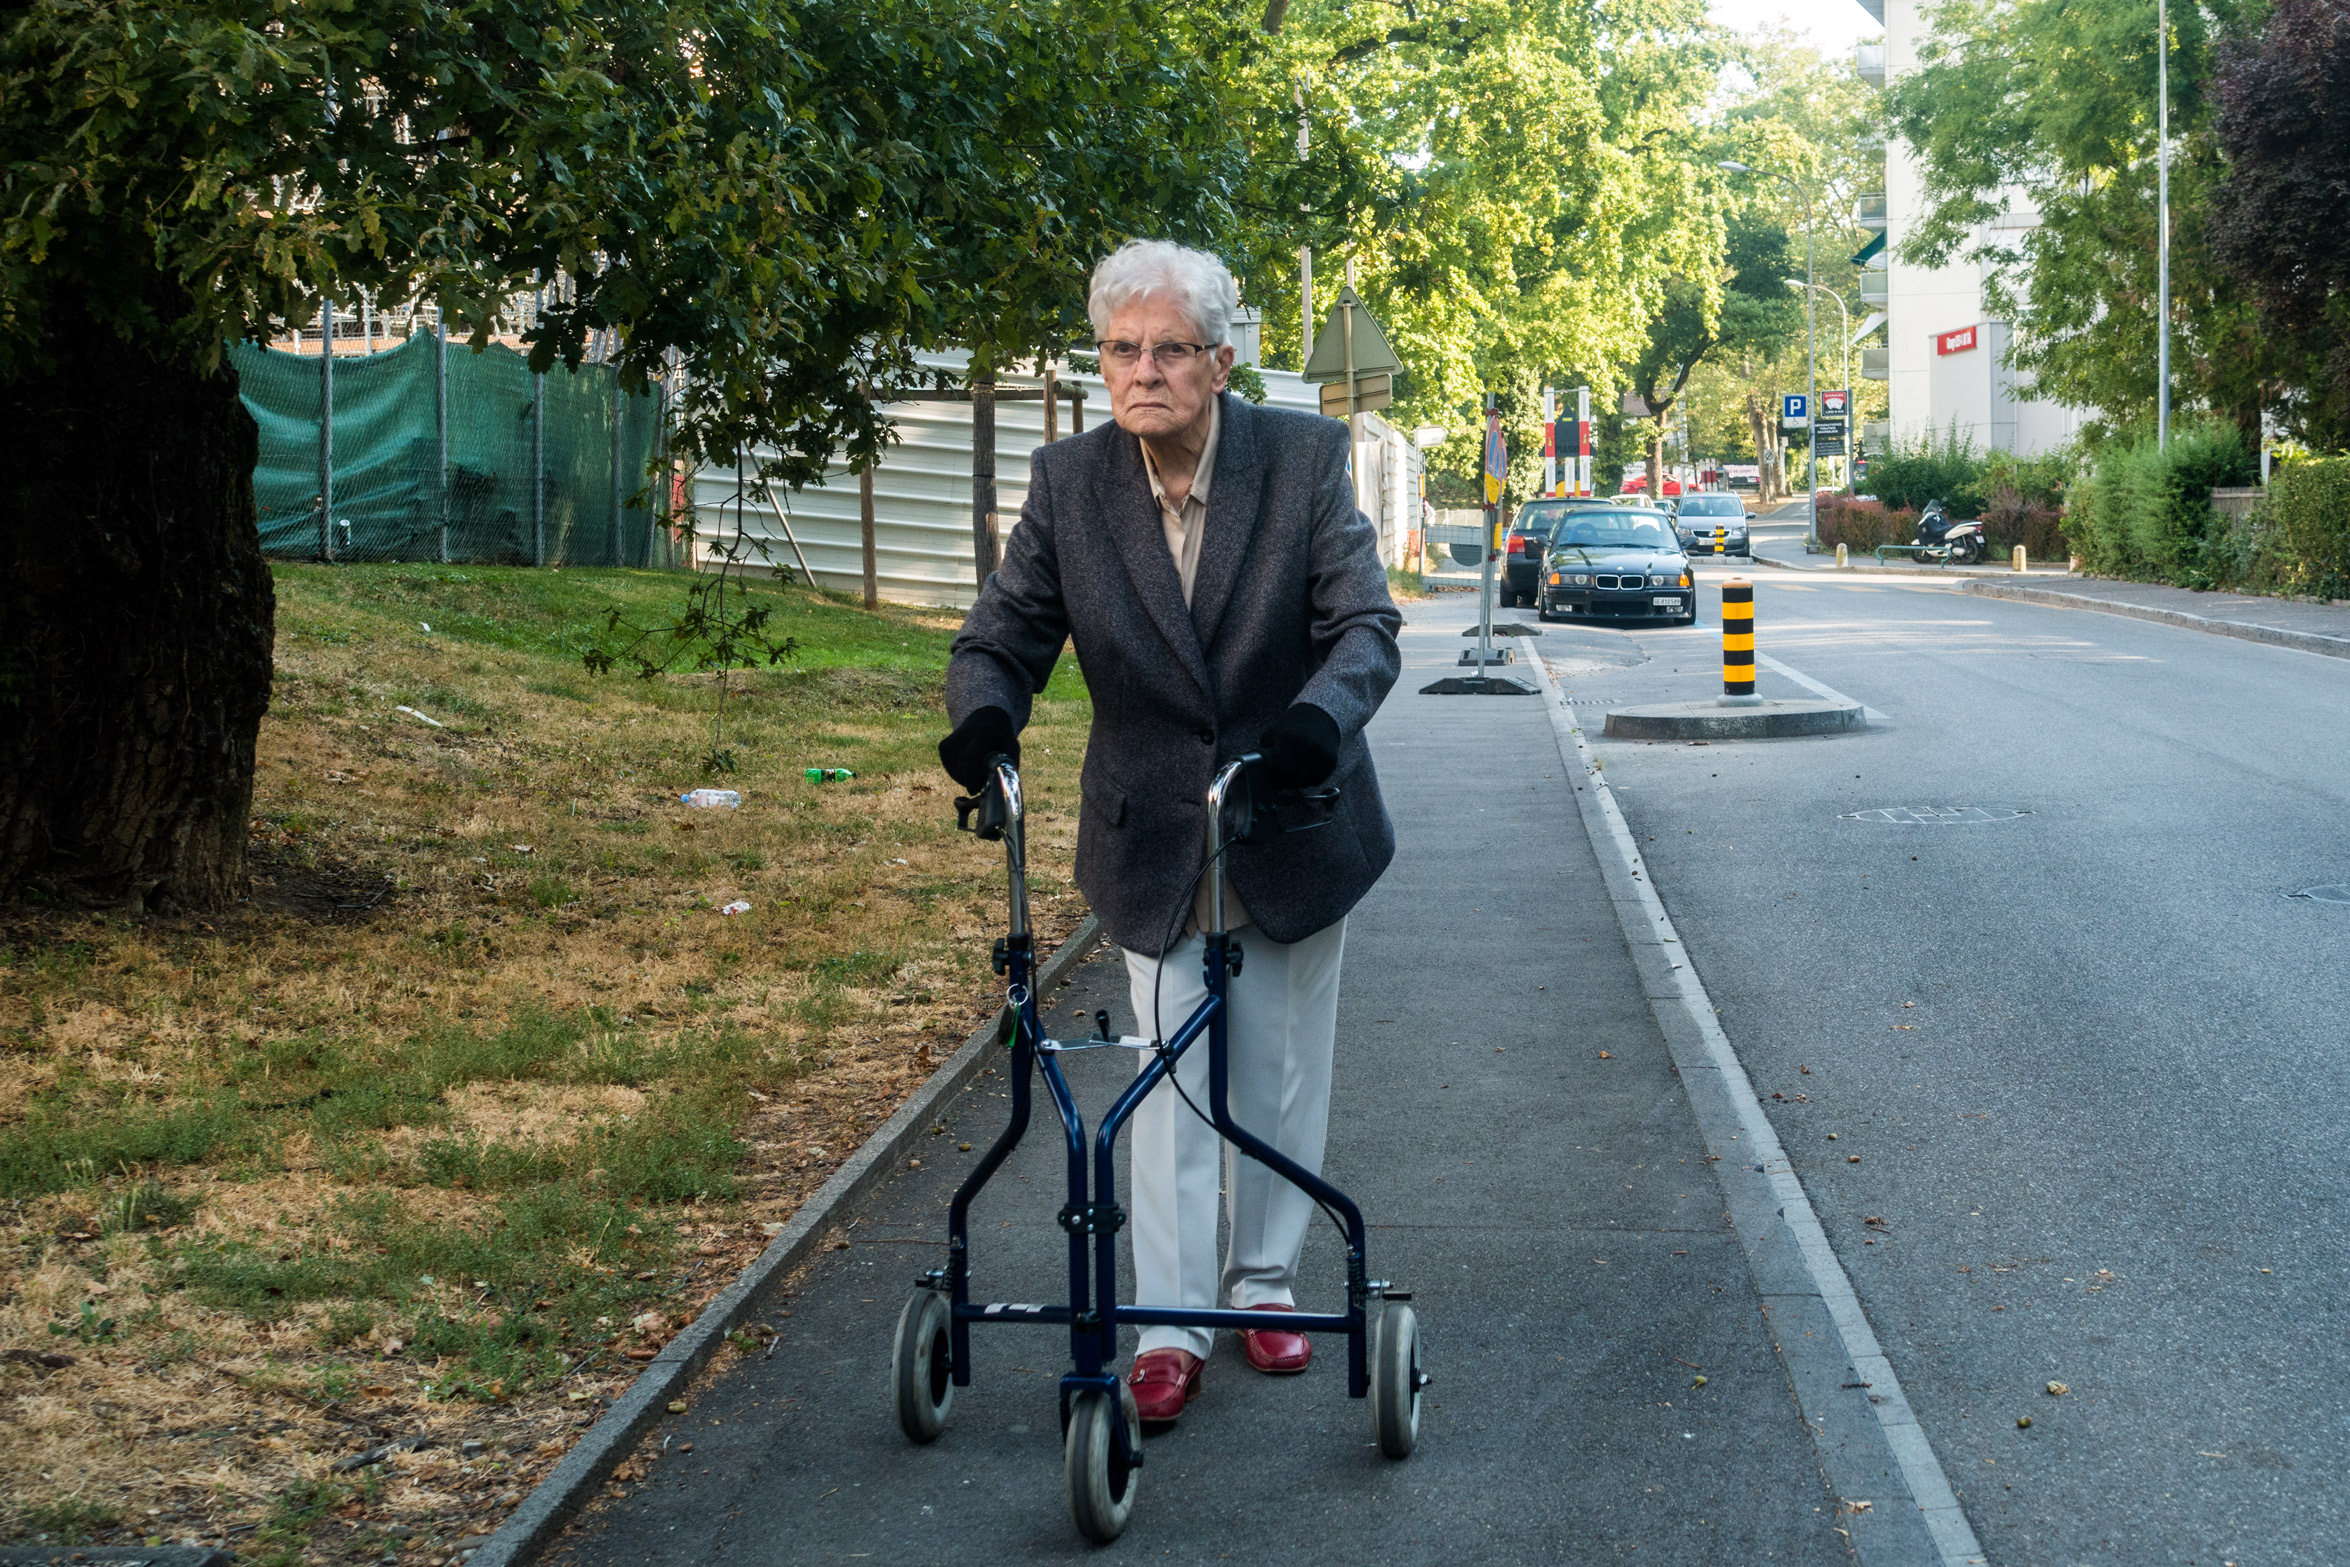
[232, 335, 667, 566]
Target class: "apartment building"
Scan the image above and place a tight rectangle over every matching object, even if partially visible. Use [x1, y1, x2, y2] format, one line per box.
[1854, 0, 2083, 459]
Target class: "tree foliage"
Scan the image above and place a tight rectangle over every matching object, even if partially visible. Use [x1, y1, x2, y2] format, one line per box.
[1885, 0, 2275, 442]
[2209, 0, 2350, 449]
[0, 0, 1261, 480]
[1624, 206, 1802, 493]
[1244, 0, 1728, 497]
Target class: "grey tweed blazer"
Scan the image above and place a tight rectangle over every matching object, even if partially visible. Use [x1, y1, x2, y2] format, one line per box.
[946, 391, 1403, 957]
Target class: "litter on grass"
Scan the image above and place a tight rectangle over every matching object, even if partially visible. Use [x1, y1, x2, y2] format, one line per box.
[680, 789, 742, 808]
[719, 901, 753, 917]
[395, 705, 446, 728]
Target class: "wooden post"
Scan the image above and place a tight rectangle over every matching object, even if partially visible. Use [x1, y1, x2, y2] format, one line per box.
[1070, 385, 1084, 435]
[971, 363, 998, 588]
[1043, 361, 1059, 445]
[859, 459, 879, 610]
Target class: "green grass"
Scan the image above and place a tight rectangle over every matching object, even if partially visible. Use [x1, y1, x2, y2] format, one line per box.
[16, 1498, 123, 1544]
[271, 562, 985, 676]
[0, 563, 1096, 1547]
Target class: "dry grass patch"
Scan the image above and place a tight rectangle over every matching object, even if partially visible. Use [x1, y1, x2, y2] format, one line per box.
[0, 564, 1088, 1560]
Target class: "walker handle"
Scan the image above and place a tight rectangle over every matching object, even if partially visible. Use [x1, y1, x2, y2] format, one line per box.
[954, 754, 1018, 840]
[1230, 753, 1341, 847]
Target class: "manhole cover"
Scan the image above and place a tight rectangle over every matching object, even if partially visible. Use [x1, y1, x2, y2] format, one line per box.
[2289, 885, 2350, 904]
[1839, 806, 2033, 825]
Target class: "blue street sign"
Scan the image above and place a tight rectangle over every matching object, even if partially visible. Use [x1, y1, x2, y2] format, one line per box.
[1782, 393, 1808, 422]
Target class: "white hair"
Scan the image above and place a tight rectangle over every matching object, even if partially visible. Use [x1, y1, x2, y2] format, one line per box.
[1086, 239, 1238, 346]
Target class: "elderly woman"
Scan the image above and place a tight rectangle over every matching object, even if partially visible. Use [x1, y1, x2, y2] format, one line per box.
[939, 239, 1401, 1427]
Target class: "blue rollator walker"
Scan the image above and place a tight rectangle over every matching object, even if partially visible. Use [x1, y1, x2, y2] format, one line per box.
[890, 753, 1424, 1541]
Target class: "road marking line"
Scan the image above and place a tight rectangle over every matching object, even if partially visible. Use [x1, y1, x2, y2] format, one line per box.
[1757, 651, 1889, 725]
[1526, 648, 1986, 1567]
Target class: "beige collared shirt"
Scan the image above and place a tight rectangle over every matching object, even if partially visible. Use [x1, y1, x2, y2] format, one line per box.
[1141, 397, 1220, 607]
[1140, 400, 1249, 934]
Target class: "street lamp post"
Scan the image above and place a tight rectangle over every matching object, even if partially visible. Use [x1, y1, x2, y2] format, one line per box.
[1722, 160, 1818, 548]
[2157, 0, 2170, 450]
[1787, 278, 1852, 491]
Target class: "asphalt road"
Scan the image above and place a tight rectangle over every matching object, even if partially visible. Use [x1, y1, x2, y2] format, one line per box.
[545, 603, 1857, 1565]
[1570, 570, 2350, 1566]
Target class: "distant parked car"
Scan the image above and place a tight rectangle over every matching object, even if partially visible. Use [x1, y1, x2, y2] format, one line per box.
[1498, 498, 1620, 607]
[1618, 474, 1684, 498]
[1538, 507, 1695, 626]
[1670, 492, 1750, 557]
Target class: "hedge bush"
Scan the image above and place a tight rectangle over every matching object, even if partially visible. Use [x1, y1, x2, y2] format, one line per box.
[1859, 430, 2068, 559]
[2264, 458, 2350, 597]
[2061, 422, 2255, 583]
[1815, 493, 2061, 560]
[1976, 488, 2067, 560]
[1815, 497, 1918, 552]
[1863, 427, 1989, 515]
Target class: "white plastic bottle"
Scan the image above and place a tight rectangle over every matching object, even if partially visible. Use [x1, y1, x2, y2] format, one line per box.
[680, 789, 741, 809]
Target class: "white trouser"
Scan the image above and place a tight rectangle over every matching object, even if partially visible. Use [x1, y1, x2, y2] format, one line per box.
[1123, 917, 1346, 1360]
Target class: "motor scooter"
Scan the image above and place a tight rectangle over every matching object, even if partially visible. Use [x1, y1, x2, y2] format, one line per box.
[1910, 499, 1986, 565]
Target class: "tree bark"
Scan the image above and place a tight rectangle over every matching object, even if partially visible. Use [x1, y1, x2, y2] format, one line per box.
[0, 307, 275, 911]
[1743, 394, 1780, 504]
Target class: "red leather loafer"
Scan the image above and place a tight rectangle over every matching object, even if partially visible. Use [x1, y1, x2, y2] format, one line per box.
[1126, 1348, 1203, 1426]
[1238, 1303, 1312, 1374]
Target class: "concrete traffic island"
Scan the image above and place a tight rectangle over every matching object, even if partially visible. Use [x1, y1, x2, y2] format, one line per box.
[1602, 697, 1864, 739]
[1598, 577, 1865, 738]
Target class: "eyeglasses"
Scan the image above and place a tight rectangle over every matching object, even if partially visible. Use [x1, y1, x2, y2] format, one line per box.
[1095, 339, 1214, 368]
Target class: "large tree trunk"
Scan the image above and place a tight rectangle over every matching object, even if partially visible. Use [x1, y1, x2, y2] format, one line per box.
[0, 308, 274, 911]
[1645, 418, 1666, 501]
[1743, 394, 1779, 503]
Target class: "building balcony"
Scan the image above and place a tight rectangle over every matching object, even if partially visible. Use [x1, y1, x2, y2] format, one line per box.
[1854, 193, 1887, 231]
[1859, 271, 1889, 307]
[1861, 347, 1890, 381]
[1855, 42, 1886, 89]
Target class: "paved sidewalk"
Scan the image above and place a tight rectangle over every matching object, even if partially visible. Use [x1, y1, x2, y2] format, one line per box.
[1962, 575, 2350, 658]
[1746, 536, 2073, 581]
[540, 601, 1853, 1566]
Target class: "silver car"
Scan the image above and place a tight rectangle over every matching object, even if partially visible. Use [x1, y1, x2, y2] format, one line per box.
[1672, 493, 1750, 557]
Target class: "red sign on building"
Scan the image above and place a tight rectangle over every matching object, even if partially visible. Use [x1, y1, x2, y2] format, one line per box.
[1936, 325, 1979, 356]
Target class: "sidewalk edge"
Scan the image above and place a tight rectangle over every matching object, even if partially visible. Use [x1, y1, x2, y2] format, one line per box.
[469, 913, 1105, 1567]
[1526, 649, 1986, 1567]
[1749, 548, 2069, 581]
[1960, 579, 2350, 660]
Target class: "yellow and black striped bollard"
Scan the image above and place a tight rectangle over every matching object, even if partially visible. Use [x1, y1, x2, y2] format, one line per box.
[1721, 578, 1758, 705]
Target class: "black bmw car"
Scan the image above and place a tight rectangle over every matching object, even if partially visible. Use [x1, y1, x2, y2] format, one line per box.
[1537, 507, 1696, 625]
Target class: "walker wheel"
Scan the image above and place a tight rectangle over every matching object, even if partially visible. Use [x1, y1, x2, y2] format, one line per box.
[890, 1289, 953, 1443]
[1369, 1302, 1423, 1459]
[1064, 1383, 1142, 1541]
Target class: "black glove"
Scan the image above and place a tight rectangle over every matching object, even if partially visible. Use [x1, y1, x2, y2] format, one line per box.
[1258, 702, 1341, 791]
[940, 706, 1019, 792]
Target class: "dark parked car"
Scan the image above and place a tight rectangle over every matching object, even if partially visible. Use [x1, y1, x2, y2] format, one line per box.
[1671, 492, 1750, 556]
[1538, 508, 1695, 626]
[1496, 499, 1622, 607]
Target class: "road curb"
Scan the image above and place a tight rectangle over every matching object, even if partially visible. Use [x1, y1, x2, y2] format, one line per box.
[1527, 647, 1985, 1567]
[1602, 697, 1864, 739]
[469, 913, 1105, 1567]
[1961, 579, 2350, 660]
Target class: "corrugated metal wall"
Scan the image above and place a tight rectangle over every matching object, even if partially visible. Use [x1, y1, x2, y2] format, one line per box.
[691, 353, 1419, 606]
